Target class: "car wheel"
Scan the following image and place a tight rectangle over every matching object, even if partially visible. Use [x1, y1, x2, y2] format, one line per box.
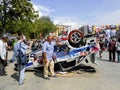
[68, 30, 83, 48]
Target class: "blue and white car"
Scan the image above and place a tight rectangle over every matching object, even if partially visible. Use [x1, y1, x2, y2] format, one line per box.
[15, 30, 99, 71]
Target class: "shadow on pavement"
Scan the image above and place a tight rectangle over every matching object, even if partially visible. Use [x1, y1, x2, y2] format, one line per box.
[11, 73, 19, 81]
[34, 70, 44, 79]
[69, 64, 96, 73]
[33, 64, 96, 76]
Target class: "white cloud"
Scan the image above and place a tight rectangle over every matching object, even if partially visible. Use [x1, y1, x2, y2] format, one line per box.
[53, 17, 88, 30]
[31, 0, 120, 26]
[31, 2, 88, 28]
[94, 10, 120, 24]
[32, 3, 120, 26]
[32, 3, 55, 17]
[33, 4, 43, 16]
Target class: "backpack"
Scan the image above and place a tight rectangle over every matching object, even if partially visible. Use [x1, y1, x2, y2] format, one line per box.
[18, 42, 28, 65]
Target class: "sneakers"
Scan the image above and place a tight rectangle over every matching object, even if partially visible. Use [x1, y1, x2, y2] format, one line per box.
[44, 77, 50, 80]
[18, 82, 25, 85]
[19, 79, 25, 85]
[44, 75, 57, 80]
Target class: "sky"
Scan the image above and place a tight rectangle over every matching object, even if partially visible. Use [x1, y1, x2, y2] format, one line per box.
[31, 0, 120, 29]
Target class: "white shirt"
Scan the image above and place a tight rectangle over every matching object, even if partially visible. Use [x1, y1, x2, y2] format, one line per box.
[106, 29, 111, 39]
[42, 41, 56, 60]
[116, 42, 120, 51]
[0, 40, 6, 60]
[111, 29, 116, 37]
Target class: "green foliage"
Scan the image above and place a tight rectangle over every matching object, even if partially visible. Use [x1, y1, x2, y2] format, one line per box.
[0, 0, 56, 39]
[0, 0, 38, 36]
[30, 16, 56, 39]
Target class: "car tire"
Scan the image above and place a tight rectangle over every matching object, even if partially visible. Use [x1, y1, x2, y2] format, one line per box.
[68, 30, 84, 48]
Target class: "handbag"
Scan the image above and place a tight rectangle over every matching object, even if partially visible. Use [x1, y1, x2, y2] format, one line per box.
[18, 42, 28, 65]
[19, 51, 27, 65]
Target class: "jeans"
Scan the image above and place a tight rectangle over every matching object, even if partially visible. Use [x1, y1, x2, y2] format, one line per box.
[117, 51, 120, 62]
[19, 64, 25, 84]
[0, 61, 4, 75]
[0, 57, 6, 75]
[109, 50, 115, 62]
[11, 54, 16, 62]
[10, 54, 18, 63]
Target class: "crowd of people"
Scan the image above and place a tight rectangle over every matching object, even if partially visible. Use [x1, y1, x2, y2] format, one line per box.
[0, 34, 59, 85]
[0, 34, 31, 85]
[0, 27, 120, 85]
[97, 27, 120, 63]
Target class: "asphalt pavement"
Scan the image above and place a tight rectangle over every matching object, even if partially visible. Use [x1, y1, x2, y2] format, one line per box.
[0, 50, 120, 90]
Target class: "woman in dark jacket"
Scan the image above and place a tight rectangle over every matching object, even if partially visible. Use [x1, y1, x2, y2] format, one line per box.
[108, 38, 116, 62]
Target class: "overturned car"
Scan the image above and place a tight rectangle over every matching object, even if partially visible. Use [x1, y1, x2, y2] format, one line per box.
[15, 29, 99, 71]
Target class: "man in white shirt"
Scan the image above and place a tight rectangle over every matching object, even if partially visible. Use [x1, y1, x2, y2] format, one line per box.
[0, 37, 7, 76]
[106, 28, 111, 40]
[111, 28, 116, 38]
[42, 35, 56, 80]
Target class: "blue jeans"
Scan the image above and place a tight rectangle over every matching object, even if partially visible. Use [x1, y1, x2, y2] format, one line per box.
[19, 64, 25, 84]
[11, 54, 17, 62]
[0, 57, 6, 75]
[117, 51, 120, 62]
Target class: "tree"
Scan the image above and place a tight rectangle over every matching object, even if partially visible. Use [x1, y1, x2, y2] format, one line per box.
[0, 0, 12, 36]
[0, 0, 56, 39]
[30, 16, 56, 39]
[0, 0, 38, 36]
